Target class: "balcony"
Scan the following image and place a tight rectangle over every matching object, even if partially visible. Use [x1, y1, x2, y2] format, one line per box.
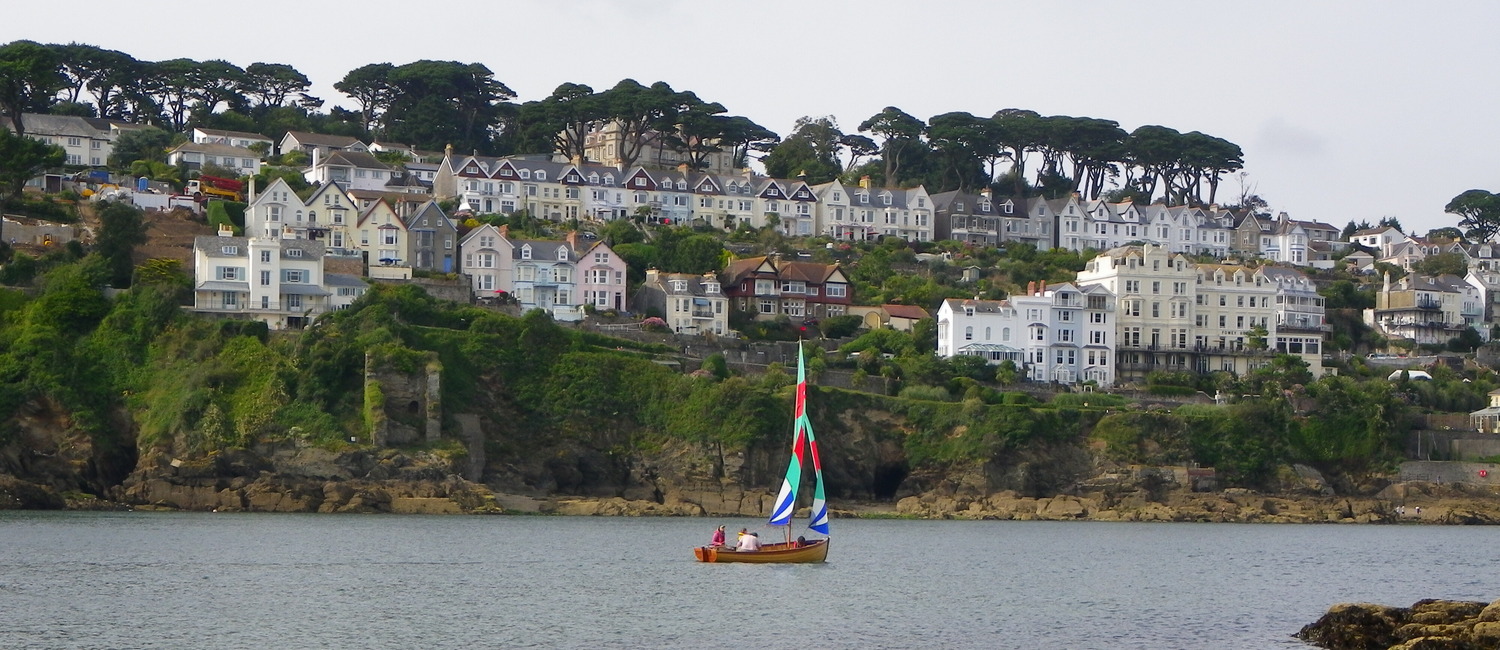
[1415, 299, 1442, 310]
[691, 310, 716, 319]
[1277, 321, 1331, 333]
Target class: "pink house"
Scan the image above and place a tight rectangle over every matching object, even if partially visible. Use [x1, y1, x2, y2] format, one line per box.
[567, 232, 628, 312]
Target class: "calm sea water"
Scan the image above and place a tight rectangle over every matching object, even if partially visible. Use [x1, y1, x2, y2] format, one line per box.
[0, 512, 1495, 649]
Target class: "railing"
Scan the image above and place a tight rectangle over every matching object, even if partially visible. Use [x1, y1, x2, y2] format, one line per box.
[691, 310, 716, 319]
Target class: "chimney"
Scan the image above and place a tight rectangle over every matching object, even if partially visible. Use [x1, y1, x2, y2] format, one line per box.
[248, 176, 257, 203]
[565, 230, 582, 251]
[499, 224, 509, 238]
[980, 187, 991, 200]
[646, 268, 660, 285]
[859, 175, 871, 190]
[572, 155, 585, 167]
[677, 163, 691, 174]
[444, 143, 453, 158]
[311, 147, 320, 171]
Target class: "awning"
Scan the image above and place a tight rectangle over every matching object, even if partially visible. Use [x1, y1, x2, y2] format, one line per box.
[197, 281, 249, 292]
[281, 284, 331, 296]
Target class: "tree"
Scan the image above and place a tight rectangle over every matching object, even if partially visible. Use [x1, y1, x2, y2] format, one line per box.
[380, 60, 516, 154]
[243, 63, 311, 108]
[1445, 189, 1500, 243]
[1341, 219, 1373, 241]
[0, 40, 64, 136]
[1412, 251, 1468, 277]
[93, 201, 149, 288]
[334, 63, 396, 134]
[925, 111, 995, 192]
[107, 126, 173, 171]
[1378, 216, 1404, 233]
[0, 127, 64, 199]
[763, 116, 842, 184]
[859, 106, 924, 188]
[516, 82, 602, 160]
[50, 43, 138, 119]
[716, 115, 778, 169]
[837, 133, 878, 174]
[599, 79, 684, 168]
[990, 108, 1042, 198]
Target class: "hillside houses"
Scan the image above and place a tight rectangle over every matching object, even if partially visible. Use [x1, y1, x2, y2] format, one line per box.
[458, 225, 628, 321]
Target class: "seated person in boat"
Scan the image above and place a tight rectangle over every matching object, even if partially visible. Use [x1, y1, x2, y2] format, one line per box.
[794, 536, 807, 548]
[709, 525, 726, 547]
[737, 532, 761, 551]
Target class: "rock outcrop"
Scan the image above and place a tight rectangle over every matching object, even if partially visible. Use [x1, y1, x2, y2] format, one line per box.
[1297, 599, 1500, 649]
[113, 444, 499, 514]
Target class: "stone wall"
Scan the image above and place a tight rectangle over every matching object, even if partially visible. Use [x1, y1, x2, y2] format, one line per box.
[2, 215, 76, 246]
[364, 352, 442, 447]
[1411, 430, 1500, 461]
[1399, 460, 1500, 485]
[374, 275, 472, 303]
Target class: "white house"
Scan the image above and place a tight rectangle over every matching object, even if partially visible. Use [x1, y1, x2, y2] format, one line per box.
[192, 128, 273, 151]
[167, 142, 262, 176]
[936, 281, 1116, 387]
[190, 234, 331, 330]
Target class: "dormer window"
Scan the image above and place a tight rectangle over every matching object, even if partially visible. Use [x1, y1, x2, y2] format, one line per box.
[603, 175, 615, 186]
[222, 245, 238, 255]
[519, 169, 531, 179]
[288, 248, 303, 258]
[704, 282, 719, 294]
[589, 173, 599, 184]
[521, 245, 532, 260]
[979, 201, 991, 212]
[536, 170, 546, 181]
[858, 193, 869, 205]
[557, 247, 568, 261]
[955, 202, 965, 212]
[670, 280, 687, 292]
[499, 167, 514, 177]
[881, 193, 892, 206]
[676, 181, 686, 190]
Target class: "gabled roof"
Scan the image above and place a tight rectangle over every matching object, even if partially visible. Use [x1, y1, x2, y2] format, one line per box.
[883, 304, 929, 320]
[510, 238, 576, 262]
[194, 127, 272, 142]
[283, 131, 364, 148]
[170, 141, 259, 158]
[404, 201, 452, 230]
[321, 150, 390, 171]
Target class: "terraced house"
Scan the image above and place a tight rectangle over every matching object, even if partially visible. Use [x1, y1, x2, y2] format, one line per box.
[433, 151, 937, 242]
[722, 256, 851, 322]
[458, 225, 605, 322]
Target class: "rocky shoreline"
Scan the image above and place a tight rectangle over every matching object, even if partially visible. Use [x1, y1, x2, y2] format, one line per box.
[8, 470, 1500, 525]
[4, 432, 1500, 522]
[1298, 599, 1500, 649]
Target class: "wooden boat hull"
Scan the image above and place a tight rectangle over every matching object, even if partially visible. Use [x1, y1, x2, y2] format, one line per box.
[693, 539, 828, 563]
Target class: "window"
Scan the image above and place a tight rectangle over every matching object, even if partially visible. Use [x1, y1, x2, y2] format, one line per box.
[260, 271, 271, 286]
[825, 284, 847, 298]
[221, 245, 238, 255]
[965, 326, 973, 341]
[218, 267, 241, 281]
[283, 270, 305, 283]
[261, 250, 271, 263]
[287, 249, 303, 258]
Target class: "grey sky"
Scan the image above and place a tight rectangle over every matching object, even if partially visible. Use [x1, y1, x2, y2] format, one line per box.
[7, 0, 1497, 236]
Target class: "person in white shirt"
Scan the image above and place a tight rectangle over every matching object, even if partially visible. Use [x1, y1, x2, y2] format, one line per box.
[737, 531, 761, 551]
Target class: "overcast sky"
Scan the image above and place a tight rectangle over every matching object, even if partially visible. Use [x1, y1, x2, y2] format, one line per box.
[7, 0, 1497, 235]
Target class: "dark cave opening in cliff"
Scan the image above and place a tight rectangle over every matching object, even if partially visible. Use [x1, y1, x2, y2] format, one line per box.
[872, 462, 909, 500]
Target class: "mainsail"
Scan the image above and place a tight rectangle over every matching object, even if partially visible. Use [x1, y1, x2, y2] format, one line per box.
[767, 344, 830, 535]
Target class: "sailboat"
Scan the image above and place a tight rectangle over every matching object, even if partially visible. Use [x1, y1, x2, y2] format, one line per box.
[694, 344, 830, 564]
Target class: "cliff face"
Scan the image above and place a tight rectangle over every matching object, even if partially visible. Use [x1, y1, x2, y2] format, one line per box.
[0, 398, 136, 509]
